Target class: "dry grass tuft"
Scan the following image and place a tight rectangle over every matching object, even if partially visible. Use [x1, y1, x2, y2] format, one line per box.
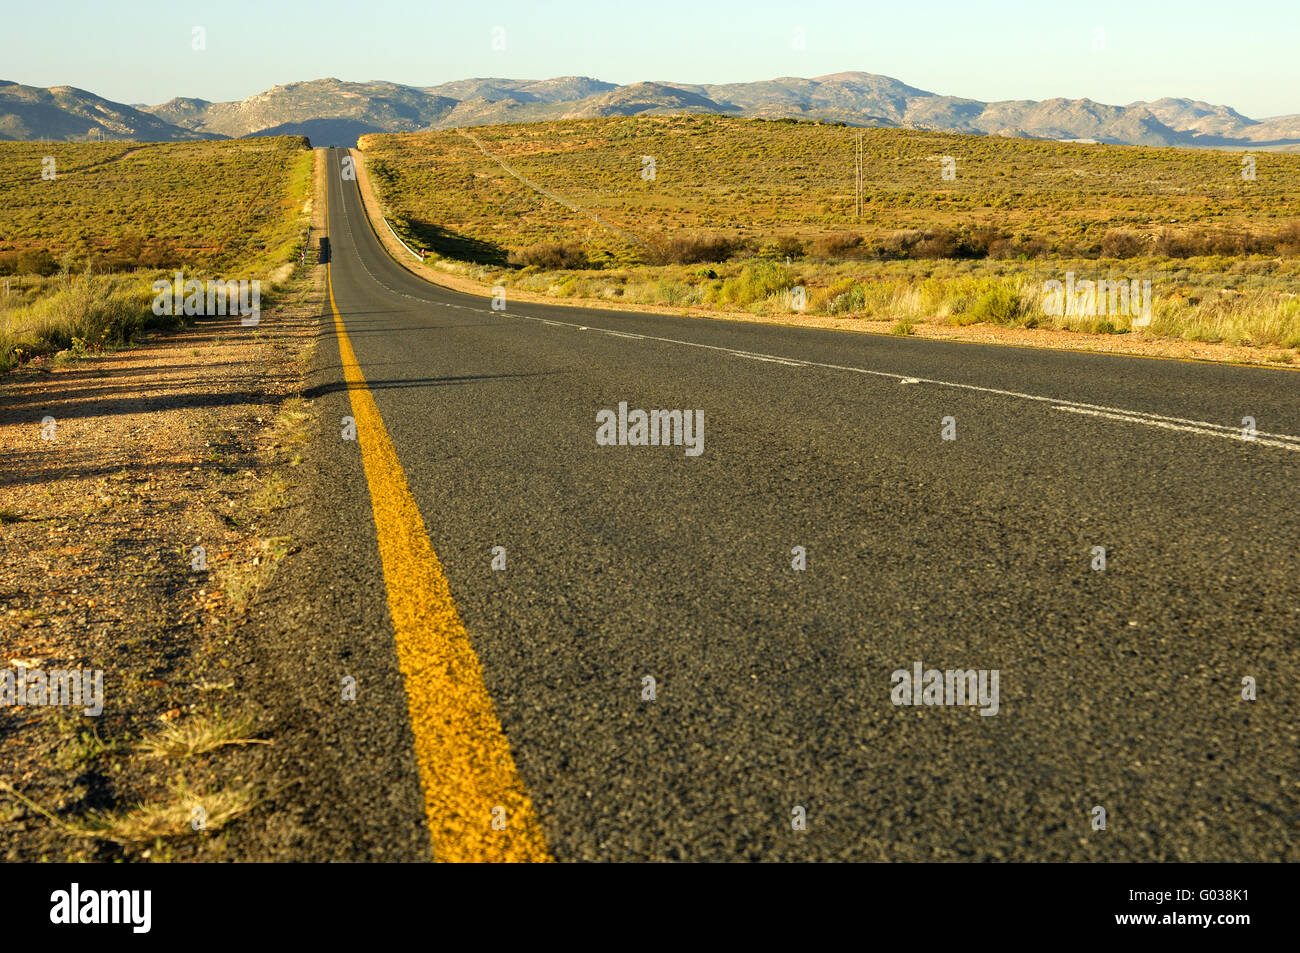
[137, 711, 270, 760]
[0, 778, 260, 846]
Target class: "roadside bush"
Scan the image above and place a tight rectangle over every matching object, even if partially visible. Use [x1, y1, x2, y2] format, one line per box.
[988, 235, 1049, 259]
[911, 229, 963, 259]
[861, 281, 904, 316]
[1154, 230, 1211, 258]
[962, 226, 1003, 258]
[16, 249, 58, 276]
[508, 242, 590, 269]
[925, 276, 1027, 325]
[653, 277, 696, 306]
[714, 261, 796, 307]
[1, 269, 160, 370]
[138, 240, 182, 270]
[1100, 229, 1148, 258]
[808, 232, 863, 259]
[966, 283, 1026, 324]
[766, 235, 806, 259]
[823, 281, 865, 314]
[874, 227, 1001, 261]
[114, 233, 145, 262]
[645, 234, 738, 265]
[1272, 222, 1300, 256]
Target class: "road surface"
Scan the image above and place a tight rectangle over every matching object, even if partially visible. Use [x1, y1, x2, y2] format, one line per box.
[235, 147, 1300, 862]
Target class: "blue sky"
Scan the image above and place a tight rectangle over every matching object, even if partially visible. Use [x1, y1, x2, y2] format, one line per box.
[6, 0, 1297, 117]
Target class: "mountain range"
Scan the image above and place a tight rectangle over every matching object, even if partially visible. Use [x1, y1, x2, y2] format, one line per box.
[4, 72, 1299, 150]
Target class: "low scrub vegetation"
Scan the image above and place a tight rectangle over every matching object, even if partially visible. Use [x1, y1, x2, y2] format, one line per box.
[0, 138, 312, 276]
[0, 138, 313, 371]
[0, 269, 161, 371]
[360, 115, 1300, 353]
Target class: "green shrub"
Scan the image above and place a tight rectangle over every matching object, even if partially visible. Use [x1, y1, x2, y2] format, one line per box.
[825, 283, 865, 314]
[654, 277, 696, 306]
[762, 236, 805, 259]
[715, 261, 796, 307]
[967, 283, 1025, 324]
[17, 249, 58, 276]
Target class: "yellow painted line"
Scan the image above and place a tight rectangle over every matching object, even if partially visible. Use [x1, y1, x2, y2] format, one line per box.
[325, 189, 552, 863]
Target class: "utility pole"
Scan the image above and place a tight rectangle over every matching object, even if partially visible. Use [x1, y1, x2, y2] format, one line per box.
[852, 130, 863, 221]
[855, 131, 863, 220]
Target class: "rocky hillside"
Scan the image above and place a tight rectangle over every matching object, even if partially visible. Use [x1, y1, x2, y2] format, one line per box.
[5, 72, 1299, 150]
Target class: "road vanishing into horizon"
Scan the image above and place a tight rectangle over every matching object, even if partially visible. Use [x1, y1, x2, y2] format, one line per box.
[238, 147, 1300, 862]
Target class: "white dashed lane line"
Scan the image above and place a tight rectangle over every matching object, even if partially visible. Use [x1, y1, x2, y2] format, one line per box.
[507, 310, 1300, 452]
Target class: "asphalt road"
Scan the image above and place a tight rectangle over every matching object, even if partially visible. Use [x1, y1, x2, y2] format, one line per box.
[237, 147, 1300, 862]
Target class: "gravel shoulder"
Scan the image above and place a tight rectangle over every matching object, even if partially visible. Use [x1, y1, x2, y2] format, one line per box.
[0, 152, 329, 862]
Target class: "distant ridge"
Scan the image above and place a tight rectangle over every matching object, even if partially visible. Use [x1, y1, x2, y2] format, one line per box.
[3, 73, 1299, 150]
[0, 81, 222, 142]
